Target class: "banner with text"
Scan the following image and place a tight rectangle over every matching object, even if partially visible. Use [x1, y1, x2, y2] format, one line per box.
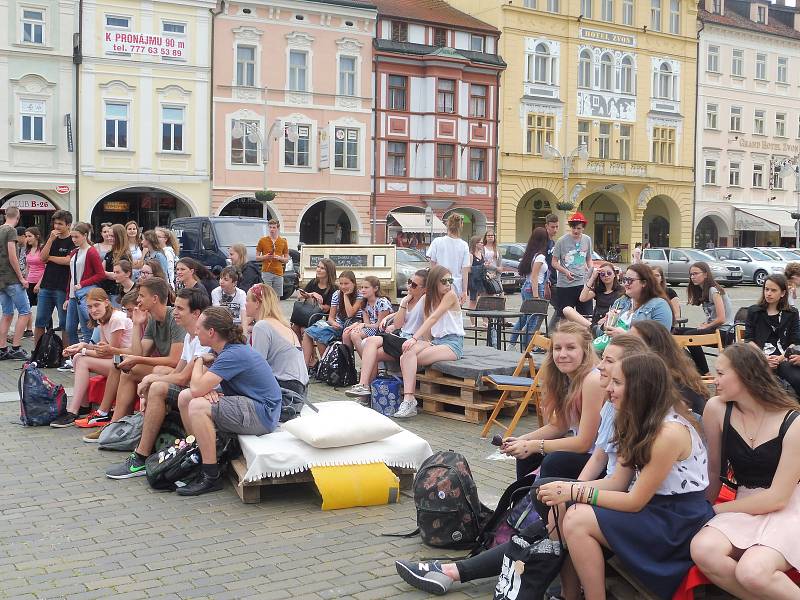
[104, 31, 187, 59]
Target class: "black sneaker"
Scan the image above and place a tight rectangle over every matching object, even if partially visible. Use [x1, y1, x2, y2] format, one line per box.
[395, 560, 453, 595]
[0, 347, 9, 361]
[6, 348, 29, 361]
[50, 412, 78, 428]
[106, 453, 147, 479]
[23, 329, 33, 338]
[175, 471, 224, 496]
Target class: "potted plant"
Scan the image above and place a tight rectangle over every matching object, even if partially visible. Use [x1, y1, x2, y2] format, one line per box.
[556, 201, 575, 212]
[255, 190, 276, 203]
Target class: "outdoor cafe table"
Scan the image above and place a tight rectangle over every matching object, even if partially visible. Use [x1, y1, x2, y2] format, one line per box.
[465, 309, 523, 350]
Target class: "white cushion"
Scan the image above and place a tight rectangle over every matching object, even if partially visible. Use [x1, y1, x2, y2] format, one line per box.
[282, 401, 403, 449]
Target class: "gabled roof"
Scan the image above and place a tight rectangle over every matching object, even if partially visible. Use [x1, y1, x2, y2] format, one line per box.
[700, 4, 800, 42]
[374, 38, 506, 67]
[370, 0, 499, 34]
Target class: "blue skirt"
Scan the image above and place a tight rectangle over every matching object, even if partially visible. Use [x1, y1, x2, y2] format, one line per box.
[304, 321, 342, 345]
[594, 491, 714, 600]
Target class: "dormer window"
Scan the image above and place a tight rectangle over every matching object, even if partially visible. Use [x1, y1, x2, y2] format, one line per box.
[470, 35, 485, 52]
[712, 0, 722, 14]
[434, 28, 447, 48]
[757, 5, 766, 24]
[391, 21, 407, 42]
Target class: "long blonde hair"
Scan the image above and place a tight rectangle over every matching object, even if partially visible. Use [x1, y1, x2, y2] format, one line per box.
[539, 321, 598, 425]
[230, 243, 248, 269]
[156, 227, 179, 253]
[247, 283, 289, 328]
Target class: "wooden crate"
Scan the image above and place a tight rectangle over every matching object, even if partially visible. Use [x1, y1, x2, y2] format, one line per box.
[228, 457, 416, 504]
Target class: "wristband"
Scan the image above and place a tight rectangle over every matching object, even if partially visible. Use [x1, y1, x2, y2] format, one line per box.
[81, 347, 87, 356]
[539, 439, 546, 455]
[592, 488, 599, 506]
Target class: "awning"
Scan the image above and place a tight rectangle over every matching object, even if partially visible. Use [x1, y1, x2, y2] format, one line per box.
[1, 194, 57, 211]
[735, 208, 796, 237]
[389, 212, 447, 234]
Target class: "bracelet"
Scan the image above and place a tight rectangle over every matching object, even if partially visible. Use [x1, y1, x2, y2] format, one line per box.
[570, 484, 575, 502]
[539, 440, 546, 455]
[81, 347, 87, 356]
[592, 488, 599, 506]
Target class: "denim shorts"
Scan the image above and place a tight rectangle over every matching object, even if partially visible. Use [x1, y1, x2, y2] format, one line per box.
[304, 321, 342, 345]
[0, 283, 31, 316]
[431, 334, 464, 359]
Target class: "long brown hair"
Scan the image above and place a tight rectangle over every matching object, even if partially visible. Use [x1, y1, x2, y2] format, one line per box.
[424, 265, 452, 318]
[607, 332, 648, 356]
[86, 288, 115, 327]
[110, 223, 130, 264]
[337, 270, 358, 320]
[539, 321, 598, 426]
[201, 306, 246, 344]
[316, 258, 336, 290]
[613, 353, 697, 470]
[687, 261, 725, 305]
[722, 344, 800, 411]
[630, 320, 708, 403]
[626, 263, 668, 306]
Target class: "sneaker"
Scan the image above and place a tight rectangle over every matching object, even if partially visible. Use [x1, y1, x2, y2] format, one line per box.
[50, 412, 78, 428]
[395, 560, 453, 595]
[23, 329, 33, 338]
[106, 452, 147, 479]
[75, 411, 112, 428]
[175, 471, 224, 496]
[345, 383, 371, 398]
[393, 398, 418, 418]
[0, 348, 9, 361]
[6, 348, 29, 361]
[57, 359, 74, 372]
[82, 429, 103, 443]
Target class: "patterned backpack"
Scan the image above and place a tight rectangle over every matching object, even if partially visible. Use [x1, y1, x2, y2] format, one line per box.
[316, 342, 357, 388]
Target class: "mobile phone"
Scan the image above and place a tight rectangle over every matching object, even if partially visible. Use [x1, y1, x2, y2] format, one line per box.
[113, 354, 123, 366]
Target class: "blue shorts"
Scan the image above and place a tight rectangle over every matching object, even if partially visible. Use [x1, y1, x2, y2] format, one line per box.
[304, 321, 342, 345]
[431, 334, 464, 359]
[0, 283, 31, 316]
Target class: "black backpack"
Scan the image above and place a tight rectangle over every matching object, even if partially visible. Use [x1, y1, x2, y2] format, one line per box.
[145, 434, 239, 492]
[31, 328, 63, 369]
[316, 342, 357, 388]
[413, 451, 490, 548]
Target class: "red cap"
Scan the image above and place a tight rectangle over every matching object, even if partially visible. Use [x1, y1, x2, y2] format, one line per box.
[567, 211, 588, 225]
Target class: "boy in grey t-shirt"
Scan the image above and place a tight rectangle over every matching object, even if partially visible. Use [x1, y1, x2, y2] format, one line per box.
[551, 212, 594, 321]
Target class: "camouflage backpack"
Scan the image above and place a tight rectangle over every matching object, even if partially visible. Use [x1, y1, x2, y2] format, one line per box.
[413, 450, 488, 548]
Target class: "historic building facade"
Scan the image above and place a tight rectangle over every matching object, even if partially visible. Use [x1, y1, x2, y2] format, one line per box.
[78, 0, 216, 231]
[0, 0, 77, 231]
[211, 0, 377, 247]
[696, 0, 800, 248]
[370, 0, 504, 244]
[447, 0, 698, 257]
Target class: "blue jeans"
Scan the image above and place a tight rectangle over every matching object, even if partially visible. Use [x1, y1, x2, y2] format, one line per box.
[35, 287, 66, 330]
[0, 283, 31, 316]
[509, 281, 545, 350]
[66, 293, 93, 344]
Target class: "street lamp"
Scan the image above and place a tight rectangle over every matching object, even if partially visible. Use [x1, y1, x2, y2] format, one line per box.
[231, 119, 283, 192]
[543, 142, 589, 217]
[778, 158, 800, 249]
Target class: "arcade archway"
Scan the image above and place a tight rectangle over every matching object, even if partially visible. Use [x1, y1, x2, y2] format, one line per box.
[90, 187, 194, 234]
[298, 199, 355, 245]
[515, 190, 556, 242]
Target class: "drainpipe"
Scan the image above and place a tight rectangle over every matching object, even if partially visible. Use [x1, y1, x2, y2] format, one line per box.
[73, 0, 83, 219]
[493, 67, 501, 240]
[371, 44, 378, 243]
[209, 2, 224, 216]
[693, 18, 705, 247]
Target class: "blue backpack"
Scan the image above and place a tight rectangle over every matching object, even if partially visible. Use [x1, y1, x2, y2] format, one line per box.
[370, 373, 402, 416]
[19, 362, 67, 426]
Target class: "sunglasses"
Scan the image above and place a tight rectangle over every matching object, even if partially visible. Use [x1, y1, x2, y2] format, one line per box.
[622, 276, 641, 285]
[440, 277, 455, 285]
[407, 280, 420, 289]
[599, 271, 614, 277]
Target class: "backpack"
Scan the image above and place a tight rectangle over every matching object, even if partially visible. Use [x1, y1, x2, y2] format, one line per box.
[413, 451, 489, 548]
[18, 362, 67, 425]
[145, 434, 238, 492]
[316, 341, 357, 388]
[370, 373, 402, 416]
[493, 519, 565, 600]
[98, 413, 144, 451]
[470, 473, 540, 556]
[31, 328, 63, 369]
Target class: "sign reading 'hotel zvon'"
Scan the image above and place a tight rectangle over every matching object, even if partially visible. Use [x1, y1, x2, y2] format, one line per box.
[579, 28, 636, 47]
[104, 32, 187, 59]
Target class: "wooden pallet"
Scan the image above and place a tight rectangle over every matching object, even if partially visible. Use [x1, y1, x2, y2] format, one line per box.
[228, 457, 416, 504]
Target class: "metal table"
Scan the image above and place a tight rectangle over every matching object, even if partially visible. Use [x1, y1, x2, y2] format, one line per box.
[465, 309, 523, 350]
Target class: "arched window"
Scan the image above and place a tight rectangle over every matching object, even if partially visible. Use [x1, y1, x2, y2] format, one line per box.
[534, 43, 550, 84]
[599, 52, 613, 90]
[620, 55, 633, 93]
[656, 61, 673, 99]
[578, 49, 592, 88]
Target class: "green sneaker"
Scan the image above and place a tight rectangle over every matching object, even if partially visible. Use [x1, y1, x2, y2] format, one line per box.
[106, 453, 147, 479]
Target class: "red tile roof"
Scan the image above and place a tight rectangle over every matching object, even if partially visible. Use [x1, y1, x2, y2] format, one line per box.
[700, 5, 800, 42]
[370, 0, 499, 33]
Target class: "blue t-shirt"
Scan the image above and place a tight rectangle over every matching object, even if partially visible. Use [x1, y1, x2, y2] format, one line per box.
[209, 342, 282, 432]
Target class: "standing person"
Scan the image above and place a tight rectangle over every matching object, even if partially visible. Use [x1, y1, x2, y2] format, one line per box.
[23, 227, 44, 336]
[482, 230, 501, 286]
[94, 222, 114, 261]
[156, 227, 179, 287]
[466, 235, 486, 310]
[545, 213, 560, 330]
[63, 223, 106, 351]
[255, 219, 289, 299]
[551, 211, 594, 321]
[34, 210, 74, 345]
[211, 266, 247, 324]
[99, 224, 130, 299]
[175, 307, 283, 495]
[228, 243, 261, 292]
[0, 207, 31, 359]
[125, 221, 143, 280]
[509, 226, 549, 350]
[691, 344, 800, 600]
[395, 266, 465, 418]
[632, 242, 643, 264]
[426, 214, 470, 305]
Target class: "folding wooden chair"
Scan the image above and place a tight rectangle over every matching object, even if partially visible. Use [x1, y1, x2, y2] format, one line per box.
[480, 333, 551, 439]
[674, 330, 724, 384]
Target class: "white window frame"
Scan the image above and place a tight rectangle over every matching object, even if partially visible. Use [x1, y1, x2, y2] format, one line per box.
[704, 159, 717, 185]
[469, 84, 487, 118]
[776, 113, 787, 138]
[753, 164, 764, 188]
[757, 5, 766, 23]
[104, 101, 130, 150]
[731, 49, 743, 77]
[161, 20, 187, 61]
[601, 0, 613, 22]
[706, 103, 718, 129]
[729, 161, 740, 187]
[288, 50, 309, 92]
[230, 118, 262, 168]
[578, 120, 591, 154]
[235, 45, 256, 87]
[730, 106, 742, 132]
[754, 110, 765, 135]
[707, 46, 719, 73]
[618, 124, 631, 160]
[284, 123, 311, 168]
[21, 6, 45, 45]
[470, 35, 484, 52]
[622, 0, 634, 25]
[547, 0, 560, 13]
[333, 126, 360, 171]
[337, 54, 357, 97]
[598, 122, 611, 158]
[532, 43, 556, 85]
[669, 0, 680, 34]
[777, 57, 788, 84]
[578, 50, 592, 89]
[755, 53, 767, 81]
[160, 105, 185, 152]
[105, 14, 130, 29]
[468, 147, 487, 181]
[654, 62, 674, 100]
[328, 120, 366, 176]
[386, 141, 407, 177]
[387, 74, 407, 111]
[599, 53, 613, 91]
[580, 0, 593, 19]
[650, 0, 661, 31]
[524, 0, 536, 7]
[19, 99, 45, 143]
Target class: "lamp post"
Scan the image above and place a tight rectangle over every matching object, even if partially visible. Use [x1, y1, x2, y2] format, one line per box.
[543, 142, 589, 222]
[231, 119, 283, 197]
[778, 157, 800, 249]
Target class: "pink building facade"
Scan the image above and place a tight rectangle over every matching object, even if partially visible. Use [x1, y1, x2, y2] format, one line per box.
[212, 0, 376, 247]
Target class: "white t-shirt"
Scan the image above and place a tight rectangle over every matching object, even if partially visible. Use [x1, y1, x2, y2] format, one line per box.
[211, 286, 247, 323]
[180, 332, 210, 364]
[426, 235, 470, 296]
[100, 310, 133, 348]
[533, 254, 549, 285]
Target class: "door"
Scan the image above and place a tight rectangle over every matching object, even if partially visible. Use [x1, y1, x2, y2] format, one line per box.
[669, 249, 691, 282]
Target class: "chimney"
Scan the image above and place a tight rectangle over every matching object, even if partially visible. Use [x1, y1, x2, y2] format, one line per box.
[795, 11, 800, 32]
[704, 0, 724, 15]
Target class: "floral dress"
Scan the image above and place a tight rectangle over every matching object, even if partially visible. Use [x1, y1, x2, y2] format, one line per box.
[362, 296, 393, 337]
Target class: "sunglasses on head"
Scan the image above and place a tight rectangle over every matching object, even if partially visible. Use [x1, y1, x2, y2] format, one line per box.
[440, 277, 454, 285]
[407, 279, 420, 289]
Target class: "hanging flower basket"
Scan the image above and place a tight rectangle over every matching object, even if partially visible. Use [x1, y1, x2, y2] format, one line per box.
[556, 201, 575, 212]
[255, 190, 276, 203]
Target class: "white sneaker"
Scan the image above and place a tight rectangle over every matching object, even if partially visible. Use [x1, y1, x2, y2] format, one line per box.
[393, 398, 418, 418]
[57, 359, 74, 372]
[345, 383, 371, 398]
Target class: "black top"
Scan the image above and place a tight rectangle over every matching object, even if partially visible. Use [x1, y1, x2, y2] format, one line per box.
[592, 289, 623, 325]
[744, 304, 800, 356]
[722, 402, 799, 489]
[546, 239, 557, 285]
[679, 385, 706, 415]
[40, 235, 75, 291]
[304, 279, 335, 308]
[99, 250, 131, 296]
[238, 261, 262, 293]
[192, 280, 211, 299]
[666, 287, 678, 301]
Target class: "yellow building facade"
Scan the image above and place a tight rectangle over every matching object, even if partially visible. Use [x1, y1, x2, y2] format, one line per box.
[446, 0, 698, 257]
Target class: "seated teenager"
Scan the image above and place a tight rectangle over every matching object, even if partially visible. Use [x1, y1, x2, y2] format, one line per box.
[175, 257, 214, 299]
[743, 274, 800, 398]
[562, 261, 623, 334]
[345, 269, 427, 401]
[292, 258, 336, 340]
[691, 344, 800, 600]
[539, 353, 714, 600]
[104, 287, 210, 479]
[395, 266, 465, 419]
[211, 265, 247, 324]
[673, 261, 733, 375]
[630, 320, 710, 414]
[245, 284, 308, 398]
[111, 259, 136, 307]
[50, 289, 133, 428]
[501, 321, 605, 481]
[392, 334, 649, 597]
[342, 275, 392, 358]
[604, 263, 674, 336]
[175, 307, 282, 496]
[302, 270, 361, 372]
[82, 278, 185, 443]
[651, 265, 681, 323]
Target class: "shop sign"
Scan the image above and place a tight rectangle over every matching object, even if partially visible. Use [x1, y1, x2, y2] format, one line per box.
[104, 31, 187, 59]
[55, 185, 70, 194]
[104, 201, 130, 212]
[739, 137, 800, 154]
[734, 209, 778, 232]
[579, 28, 636, 47]
[319, 130, 329, 169]
[1, 197, 56, 211]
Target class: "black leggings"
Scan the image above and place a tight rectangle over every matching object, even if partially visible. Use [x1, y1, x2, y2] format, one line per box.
[777, 362, 800, 398]
[516, 450, 592, 481]
[553, 285, 592, 322]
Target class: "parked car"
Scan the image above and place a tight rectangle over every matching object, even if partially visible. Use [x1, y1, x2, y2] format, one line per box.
[641, 247, 743, 286]
[395, 248, 430, 295]
[705, 247, 784, 287]
[171, 216, 299, 300]
[755, 247, 800, 263]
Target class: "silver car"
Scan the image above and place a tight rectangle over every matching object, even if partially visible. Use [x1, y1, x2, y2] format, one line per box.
[395, 248, 430, 295]
[705, 247, 784, 287]
[755, 247, 800, 263]
[641, 247, 743, 286]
